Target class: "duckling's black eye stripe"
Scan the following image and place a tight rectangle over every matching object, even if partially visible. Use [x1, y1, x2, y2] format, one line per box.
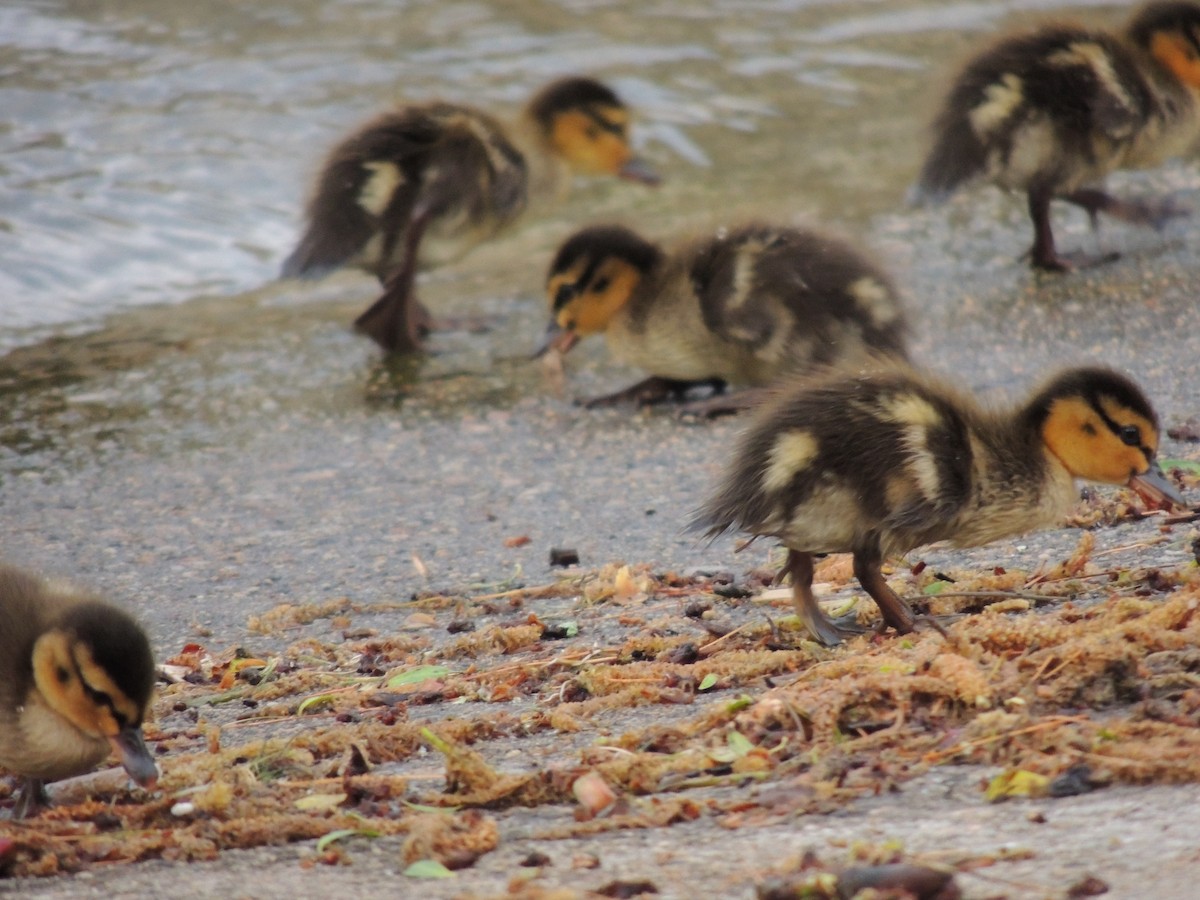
[1091, 399, 1127, 441]
[553, 283, 578, 312]
[82, 681, 123, 724]
[584, 109, 625, 136]
[1091, 397, 1154, 457]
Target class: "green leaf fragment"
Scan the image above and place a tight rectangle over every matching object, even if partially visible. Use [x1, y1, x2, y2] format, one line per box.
[1161, 459, 1200, 474]
[296, 693, 336, 715]
[725, 694, 753, 713]
[726, 730, 755, 757]
[316, 827, 379, 852]
[387, 665, 451, 688]
[403, 859, 455, 879]
[698, 673, 718, 691]
[985, 769, 1049, 802]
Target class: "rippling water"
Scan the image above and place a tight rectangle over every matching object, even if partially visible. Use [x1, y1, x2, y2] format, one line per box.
[0, 0, 1122, 350]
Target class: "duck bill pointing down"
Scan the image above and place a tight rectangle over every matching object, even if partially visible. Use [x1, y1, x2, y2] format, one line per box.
[1129, 462, 1187, 511]
[110, 725, 159, 790]
[532, 320, 581, 358]
[617, 156, 661, 185]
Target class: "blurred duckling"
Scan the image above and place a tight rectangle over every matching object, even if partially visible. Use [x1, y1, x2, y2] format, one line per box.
[536, 223, 908, 415]
[915, 1, 1200, 271]
[694, 364, 1187, 645]
[1, 565, 158, 818]
[283, 76, 659, 353]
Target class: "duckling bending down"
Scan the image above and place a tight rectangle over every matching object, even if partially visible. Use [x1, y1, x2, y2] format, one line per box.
[0, 565, 158, 818]
[283, 76, 659, 354]
[535, 223, 908, 415]
[915, 1, 1200, 271]
[694, 365, 1187, 646]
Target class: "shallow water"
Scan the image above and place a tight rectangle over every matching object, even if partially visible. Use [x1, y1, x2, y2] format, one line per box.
[1, 0, 1125, 351]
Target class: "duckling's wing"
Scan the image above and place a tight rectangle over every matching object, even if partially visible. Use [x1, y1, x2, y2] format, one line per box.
[915, 28, 1153, 200]
[690, 226, 905, 363]
[283, 106, 527, 279]
[688, 226, 797, 353]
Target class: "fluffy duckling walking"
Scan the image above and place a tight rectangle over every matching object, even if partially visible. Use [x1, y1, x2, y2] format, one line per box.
[536, 223, 907, 414]
[915, 1, 1200, 271]
[283, 76, 659, 353]
[0, 565, 158, 817]
[694, 365, 1187, 645]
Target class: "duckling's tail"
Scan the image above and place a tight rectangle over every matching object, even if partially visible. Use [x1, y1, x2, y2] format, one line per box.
[280, 229, 356, 280]
[909, 111, 986, 207]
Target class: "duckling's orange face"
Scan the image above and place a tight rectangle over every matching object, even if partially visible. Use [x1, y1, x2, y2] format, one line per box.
[551, 105, 655, 180]
[1040, 391, 1188, 509]
[547, 254, 643, 340]
[31, 630, 147, 741]
[1151, 26, 1200, 89]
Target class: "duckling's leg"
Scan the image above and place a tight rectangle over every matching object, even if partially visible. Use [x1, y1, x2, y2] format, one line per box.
[852, 549, 917, 635]
[1026, 185, 1072, 272]
[581, 377, 725, 409]
[12, 776, 48, 819]
[1063, 188, 1186, 232]
[782, 550, 863, 646]
[354, 215, 430, 353]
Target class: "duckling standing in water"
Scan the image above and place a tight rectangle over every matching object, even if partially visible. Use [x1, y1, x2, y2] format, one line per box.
[535, 223, 908, 415]
[915, 1, 1200, 271]
[694, 365, 1187, 645]
[283, 76, 659, 353]
[0, 565, 158, 818]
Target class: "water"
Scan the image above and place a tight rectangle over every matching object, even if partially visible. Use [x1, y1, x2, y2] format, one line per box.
[0, 0, 1129, 353]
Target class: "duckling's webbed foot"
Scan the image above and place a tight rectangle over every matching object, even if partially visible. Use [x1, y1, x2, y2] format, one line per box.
[678, 387, 765, 420]
[783, 550, 864, 647]
[852, 549, 917, 636]
[355, 281, 427, 353]
[580, 377, 725, 409]
[1064, 188, 1187, 232]
[355, 212, 430, 353]
[11, 777, 48, 819]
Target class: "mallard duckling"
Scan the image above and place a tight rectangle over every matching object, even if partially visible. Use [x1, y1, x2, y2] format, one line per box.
[694, 365, 1187, 646]
[535, 223, 908, 414]
[283, 76, 659, 353]
[0, 565, 157, 818]
[915, 1, 1200, 271]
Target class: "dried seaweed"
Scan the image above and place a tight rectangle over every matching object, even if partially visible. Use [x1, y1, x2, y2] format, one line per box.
[4, 543, 1200, 880]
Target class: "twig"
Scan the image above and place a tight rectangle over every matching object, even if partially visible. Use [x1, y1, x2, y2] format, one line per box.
[914, 589, 1061, 604]
[924, 715, 1089, 763]
[697, 620, 758, 653]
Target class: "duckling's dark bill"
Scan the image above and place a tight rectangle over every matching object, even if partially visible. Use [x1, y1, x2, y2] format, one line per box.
[618, 157, 661, 185]
[1129, 464, 1187, 510]
[109, 726, 159, 789]
[532, 321, 579, 358]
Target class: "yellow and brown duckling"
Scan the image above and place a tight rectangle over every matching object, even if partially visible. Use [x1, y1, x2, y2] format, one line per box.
[536, 223, 908, 414]
[283, 76, 659, 353]
[0, 565, 158, 818]
[694, 364, 1187, 646]
[915, 1, 1200, 271]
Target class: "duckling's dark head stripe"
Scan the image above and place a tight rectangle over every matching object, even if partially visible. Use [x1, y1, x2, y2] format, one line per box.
[529, 77, 625, 125]
[548, 225, 662, 304]
[1128, 2, 1200, 49]
[60, 601, 156, 710]
[1026, 366, 1159, 431]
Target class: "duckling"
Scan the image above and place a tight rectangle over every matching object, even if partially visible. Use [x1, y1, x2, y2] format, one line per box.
[0, 565, 158, 818]
[915, 1, 1200, 271]
[535, 223, 908, 414]
[283, 76, 659, 353]
[694, 364, 1187, 646]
